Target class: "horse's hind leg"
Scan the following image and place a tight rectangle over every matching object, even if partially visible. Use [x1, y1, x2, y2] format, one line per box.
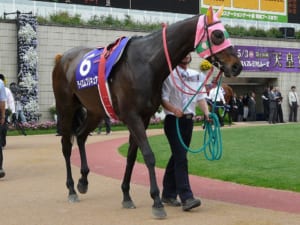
[121, 134, 138, 209]
[75, 109, 101, 195]
[61, 134, 79, 202]
[76, 133, 90, 194]
[61, 107, 84, 202]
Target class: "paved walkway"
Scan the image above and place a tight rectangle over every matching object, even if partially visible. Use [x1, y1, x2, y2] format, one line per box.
[1, 122, 300, 225]
[72, 129, 300, 214]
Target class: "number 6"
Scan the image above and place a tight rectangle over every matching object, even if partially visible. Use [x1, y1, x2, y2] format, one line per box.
[79, 53, 95, 77]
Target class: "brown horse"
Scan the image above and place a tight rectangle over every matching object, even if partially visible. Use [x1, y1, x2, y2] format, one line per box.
[222, 84, 235, 125]
[52, 6, 242, 218]
[222, 84, 234, 104]
[206, 83, 233, 104]
[205, 83, 234, 125]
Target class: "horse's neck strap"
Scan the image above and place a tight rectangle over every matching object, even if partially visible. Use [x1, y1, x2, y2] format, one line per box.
[98, 47, 118, 120]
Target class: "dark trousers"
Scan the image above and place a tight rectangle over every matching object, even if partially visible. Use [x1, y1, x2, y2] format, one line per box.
[231, 109, 238, 122]
[56, 113, 61, 135]
[98, 116, 111, 134]
[263, 100, 269, 121]
[277, 104, 284, 123]
[213, 101, 224, 126]
[162, 114, 194, 202]
[0, 123, 7, 147]
[0, 110, 9, 147]
[269, 106, 277, 123]
[0, 114, 5, 169]
[0, 144, 2, 169]
[223, 107, 235, 125]
[289, 102, 298, 122]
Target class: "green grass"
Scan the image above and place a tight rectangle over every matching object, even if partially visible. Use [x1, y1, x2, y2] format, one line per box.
[7, 129, 57, 136]
[119, 123, 300, 192]
[6, 123, 164, 136]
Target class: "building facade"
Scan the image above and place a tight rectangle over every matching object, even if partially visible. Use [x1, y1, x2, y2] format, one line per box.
[0, 21, 299, 122]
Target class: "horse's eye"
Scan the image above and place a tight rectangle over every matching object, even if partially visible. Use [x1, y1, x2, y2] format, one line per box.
[211, 30, 225, 46]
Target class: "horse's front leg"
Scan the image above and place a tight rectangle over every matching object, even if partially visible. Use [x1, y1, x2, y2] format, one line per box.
[126, 118, 166, 219]
[76, 134, 90, 195]
[121, 134, 138, 209]
[61, 135, 79, 202]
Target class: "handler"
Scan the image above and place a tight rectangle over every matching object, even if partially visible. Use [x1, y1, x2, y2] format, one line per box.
[161, 54, 210, 211]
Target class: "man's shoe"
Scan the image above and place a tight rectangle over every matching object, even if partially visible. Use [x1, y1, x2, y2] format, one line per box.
[162, 197, 181, 207]
[182, 198, 201, 211]
[0, 169, 5, 178]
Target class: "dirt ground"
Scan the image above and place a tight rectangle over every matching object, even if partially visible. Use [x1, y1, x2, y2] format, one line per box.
[1, 126, 300, 225]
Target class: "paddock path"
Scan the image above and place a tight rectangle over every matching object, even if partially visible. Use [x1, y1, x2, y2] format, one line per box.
[1, 122, 300, 225]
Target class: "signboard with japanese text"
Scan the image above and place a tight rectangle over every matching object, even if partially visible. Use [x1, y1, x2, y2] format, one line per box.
[200, 0, 287, 22]
[235, 45, 300, 72]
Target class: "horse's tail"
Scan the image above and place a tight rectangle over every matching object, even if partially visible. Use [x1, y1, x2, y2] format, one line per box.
[54, 54, 62, 65]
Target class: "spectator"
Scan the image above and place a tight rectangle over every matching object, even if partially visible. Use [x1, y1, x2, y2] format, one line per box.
[98, 115, 111, 135]
[261, 87, 269, 121]
[275, 87, 284, 123]
[208, 82, 226, 126]
[56, 111, 61, 136]
[248, 91, 256, 121]
[0, 75, 7, 178]
[0, 74, 16, 147]
[288, 86, 299, 122]
[9, 82, 26, 123]
[242, 93, 249, 121]
[237, 95, 244, 122]
[268, 86, 278, 124]
[227, 92, 238, 123]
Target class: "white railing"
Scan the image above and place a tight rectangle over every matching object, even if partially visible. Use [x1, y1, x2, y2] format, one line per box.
[0, 0, 191, 24]
[1, 0, 300, 30]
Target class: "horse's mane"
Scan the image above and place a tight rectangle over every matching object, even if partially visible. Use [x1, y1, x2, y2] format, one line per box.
[138, 15, 199, 41]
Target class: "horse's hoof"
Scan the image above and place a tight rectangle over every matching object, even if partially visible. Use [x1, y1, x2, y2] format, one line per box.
[122, 200, 136, 209]
[77, 182, 88, 194]
[68, 194, 79, 203]
[152, 206, 167, 219]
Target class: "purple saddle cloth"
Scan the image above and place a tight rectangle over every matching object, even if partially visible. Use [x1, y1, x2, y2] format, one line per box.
[75, 37, 130, 89]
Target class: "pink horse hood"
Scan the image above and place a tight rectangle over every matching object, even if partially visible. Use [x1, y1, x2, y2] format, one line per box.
[194, 14, 232, 59]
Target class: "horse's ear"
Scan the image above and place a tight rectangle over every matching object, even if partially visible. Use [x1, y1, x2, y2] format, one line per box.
[206, 6, 214, 25]
[216, 5, 224, 18]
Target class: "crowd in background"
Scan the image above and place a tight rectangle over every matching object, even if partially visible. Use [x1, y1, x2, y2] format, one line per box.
[225, 85, 298, 124]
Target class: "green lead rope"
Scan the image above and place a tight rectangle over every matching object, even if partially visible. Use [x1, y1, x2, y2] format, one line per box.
[175, 77, 223, 161]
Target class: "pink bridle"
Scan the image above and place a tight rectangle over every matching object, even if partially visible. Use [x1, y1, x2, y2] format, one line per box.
[162, 13, 229, 95]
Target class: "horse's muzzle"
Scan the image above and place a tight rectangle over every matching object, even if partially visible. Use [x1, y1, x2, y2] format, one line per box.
[222, 62, 243, 77]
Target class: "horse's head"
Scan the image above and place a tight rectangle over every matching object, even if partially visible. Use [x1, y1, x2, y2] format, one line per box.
[194, 6, 242, 77]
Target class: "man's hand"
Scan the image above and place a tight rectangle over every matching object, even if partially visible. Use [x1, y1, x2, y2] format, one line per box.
[204, 113, 212, 123]
[173, 108, 183, 118]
